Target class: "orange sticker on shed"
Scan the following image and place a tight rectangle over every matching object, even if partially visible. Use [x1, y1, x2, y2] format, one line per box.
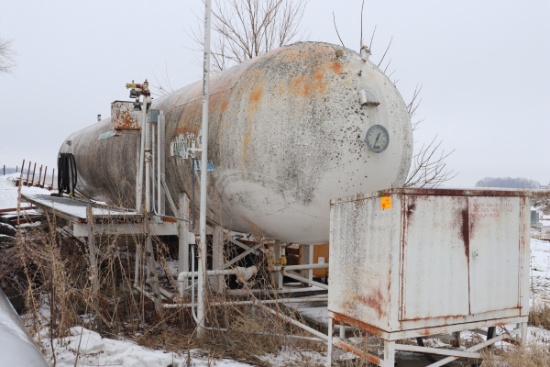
[380, 196, 392, 209]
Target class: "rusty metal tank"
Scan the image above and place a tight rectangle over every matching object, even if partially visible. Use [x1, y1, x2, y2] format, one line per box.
[60, 42, 413, 244]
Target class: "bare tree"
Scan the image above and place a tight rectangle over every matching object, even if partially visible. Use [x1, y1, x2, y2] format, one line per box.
[404, 86, 456, 188]
[193, 0, 307, 71]
[348, 1, 456, 188]
[0, 36, 15, 73]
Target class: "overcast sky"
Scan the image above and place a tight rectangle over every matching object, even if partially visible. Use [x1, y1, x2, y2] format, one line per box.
[0, 0, 548, 187]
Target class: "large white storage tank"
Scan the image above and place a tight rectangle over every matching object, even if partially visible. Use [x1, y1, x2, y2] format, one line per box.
[60, 42, 413, 245]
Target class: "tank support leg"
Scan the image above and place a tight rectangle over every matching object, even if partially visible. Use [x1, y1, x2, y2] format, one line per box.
[273, 242, 284, 289]
[211, 225, 225, 293]
[86, 205, 99, 295]
[326, 317, 334, 367]
[383, 340, 396, 367]
[301, 244, 314, 287]
[178, 193, 191, 288]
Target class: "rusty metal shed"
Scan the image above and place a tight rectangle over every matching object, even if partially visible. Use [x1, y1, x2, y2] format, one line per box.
[327, 188, 530, 367]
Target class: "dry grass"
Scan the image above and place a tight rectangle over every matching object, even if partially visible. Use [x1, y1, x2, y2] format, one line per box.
[1, 192, 323, 366]
[529, 303, 550, 330]
[481, 343, 550, 367]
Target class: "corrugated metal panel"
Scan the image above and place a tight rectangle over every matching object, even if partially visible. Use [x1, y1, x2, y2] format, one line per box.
[468, 196, 521, 314]
[329, 195, 402, 331]
[329, 188, 530, 337]
[401, 195, 470, 320]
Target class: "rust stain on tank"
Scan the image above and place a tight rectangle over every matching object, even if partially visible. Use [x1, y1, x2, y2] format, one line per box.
[331, 61, 342, 75]
[242, 86, 263, 162]
[312, 66, 327, 93]
[249, 86, 263, 111]
[286, 64, 330, 97]
[221, 100, 228, 112]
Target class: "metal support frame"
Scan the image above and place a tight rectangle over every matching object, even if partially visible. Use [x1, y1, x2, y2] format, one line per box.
[197, 0, 212, 338]
[223, 241, 262, 269]
[178, 193, 191, 278]
[326, 318, 528, 367]
[301, 244, 314, 286]
[272, 242, 284, 289]
[86, 205, 99, 295]
[282, 269, 329, 290]
[211, 225, 225, 293]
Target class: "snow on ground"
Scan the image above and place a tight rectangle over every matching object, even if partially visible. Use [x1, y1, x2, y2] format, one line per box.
[35, 326, 253, 367]
[531, 237, 550, 304]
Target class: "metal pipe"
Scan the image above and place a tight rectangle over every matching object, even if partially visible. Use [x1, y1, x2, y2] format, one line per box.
[177, 266, 257, 295]
[136, 94, 147, 212]
[187, 246, 325, 343]
[156, 112, 163, 215]
[164, 297, 327, 308]
[197, 0, 212, 336]
[145, 108, 152, 214]
[221, 244, 262, 269]
[274, 263, 329, 271]
[259, 303, 329, 342]
[151, 113, 156, 213]
[423, 333, 508, 367]
[282, 270, 329, 290]
[190, 245, 229, 332]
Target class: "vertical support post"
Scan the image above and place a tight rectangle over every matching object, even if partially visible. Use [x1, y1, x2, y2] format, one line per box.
[136, 95, 147, 212]
[519, 322, 527, 344]
[86, 205, 99, 294]
[37, 165, 43, 187]
[157, 111, 166, 215]
[382, 340, 395, 367]
[42, 167, 48, 188]
[326, 317, 333, 367]
[339, 323, 346, 339]
[301, 244, 314, 287]
[211, 225, 224, 293]
[31, 163, 37, 186]
[273, 242, 284, 289]
[25, 161, 31, 185]
[451, 331, 461, 348]
[197, 0, 212, 337]
[178, 193, 191, 278]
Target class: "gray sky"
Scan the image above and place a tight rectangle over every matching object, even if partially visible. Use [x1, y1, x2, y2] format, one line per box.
[0, 0, 548, 187]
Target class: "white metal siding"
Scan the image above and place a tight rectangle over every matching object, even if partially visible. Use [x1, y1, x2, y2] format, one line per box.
[401, 195, 470, 320]
[329, 188, 530, 336]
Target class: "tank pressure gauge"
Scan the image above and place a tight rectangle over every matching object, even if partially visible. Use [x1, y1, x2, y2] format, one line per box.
[365, 125, 390, 153]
